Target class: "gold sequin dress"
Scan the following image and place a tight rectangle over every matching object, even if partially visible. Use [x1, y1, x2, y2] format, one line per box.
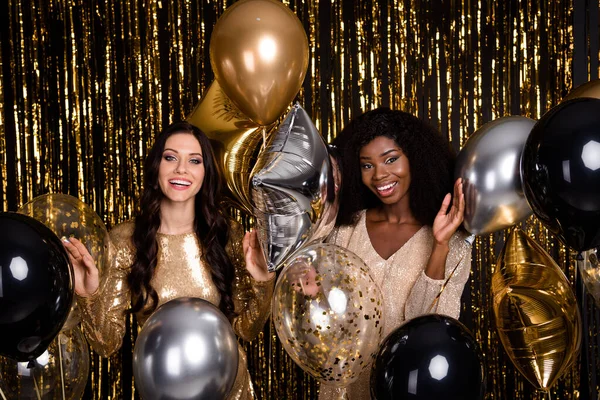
[320, 210, 472, 400]
[78, 221, 275, 400]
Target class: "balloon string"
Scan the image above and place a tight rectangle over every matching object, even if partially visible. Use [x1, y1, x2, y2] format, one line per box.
[426, 235, 475, 313]
[58, 333, 66, 400]
[32, 369, 42, 400]
[0, 386, 7, 400]
[261, 126, 267, 151]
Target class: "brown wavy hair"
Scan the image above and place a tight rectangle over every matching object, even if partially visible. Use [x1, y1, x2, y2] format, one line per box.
[127, 121, 236, 320]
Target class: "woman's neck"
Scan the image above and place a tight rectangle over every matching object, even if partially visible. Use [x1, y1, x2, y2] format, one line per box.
[158, 199, 196, 234]
[373, 197, 420, 225]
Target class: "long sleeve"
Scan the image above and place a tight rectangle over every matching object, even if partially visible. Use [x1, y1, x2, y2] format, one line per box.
[77, 222, 134, 357]
[227, 221, 275, 342]
[404, 231, 472, 320]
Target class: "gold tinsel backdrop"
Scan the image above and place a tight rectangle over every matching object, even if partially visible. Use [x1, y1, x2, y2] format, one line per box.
[1, 0, 599, 399]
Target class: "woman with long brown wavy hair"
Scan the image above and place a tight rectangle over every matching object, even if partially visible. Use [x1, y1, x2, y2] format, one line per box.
[64, 121, 274, 399]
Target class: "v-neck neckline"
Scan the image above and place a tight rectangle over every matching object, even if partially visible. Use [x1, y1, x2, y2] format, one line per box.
[361, 210, 427, 262]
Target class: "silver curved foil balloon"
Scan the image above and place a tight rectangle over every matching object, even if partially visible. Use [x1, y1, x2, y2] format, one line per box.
[251, 103, 333, 271]
[133, 298, 239, 400]
[455, 116, 536, 235]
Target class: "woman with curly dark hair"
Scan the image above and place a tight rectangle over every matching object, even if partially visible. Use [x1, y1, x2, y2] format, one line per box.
[320, 108, 472, 400]
[64, 121, 274, 400]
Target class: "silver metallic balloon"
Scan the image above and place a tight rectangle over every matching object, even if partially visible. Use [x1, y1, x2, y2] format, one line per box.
[455, 116, 536, 235]
[251, 103, 333, 271]
[133, 298, 239, 400]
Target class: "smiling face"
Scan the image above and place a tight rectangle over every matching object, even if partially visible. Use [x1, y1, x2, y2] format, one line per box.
[158, 133, 205, 205]
[359, 135, 411, 206]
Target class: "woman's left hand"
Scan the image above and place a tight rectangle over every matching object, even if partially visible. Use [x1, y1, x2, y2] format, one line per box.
[432, 178, 465, 246]
[243, 230, 274, 282]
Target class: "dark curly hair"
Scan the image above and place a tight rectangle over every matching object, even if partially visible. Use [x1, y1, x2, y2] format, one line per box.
[333, 108, 455, 227]
[127, 121, 236, 320]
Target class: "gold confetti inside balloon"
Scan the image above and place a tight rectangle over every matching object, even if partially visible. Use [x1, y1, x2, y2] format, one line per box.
[492, 229, 581, 391]
[578, 248, 600, 308]
[0, 327, 90, 400]
[272, 243, 384, 387]
[18, 193, 110, 283]
[187, 81, 274, 213]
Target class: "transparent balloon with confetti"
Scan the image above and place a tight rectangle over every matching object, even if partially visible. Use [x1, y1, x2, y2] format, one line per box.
[272, 243, 384, 387]
[0, 327, 90, 399]
[18, 193, 110, 282]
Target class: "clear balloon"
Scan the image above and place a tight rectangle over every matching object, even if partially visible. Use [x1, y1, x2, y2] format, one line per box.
[18, 193, 110, 281]
[187, 81, 275, 213]
[272, 243, 384, 387]
[455, 116, 535, 235]
[251, 104, 334, 271]
[492, 229, 581, 390]
[521, 98, 600, 251]
[133, 297, 239, 400]
[578, 248, 600, 308]
[370, 314, 485, 400]
[0, 327, 90, 400]
[209, 0, 309, 125]
[0, 212, 74, 362]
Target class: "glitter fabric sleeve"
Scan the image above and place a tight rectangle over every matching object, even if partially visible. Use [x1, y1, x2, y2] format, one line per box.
[77, 222, 134, 358]
[404, 230, 472, 320]
[227, 220, 276, 342]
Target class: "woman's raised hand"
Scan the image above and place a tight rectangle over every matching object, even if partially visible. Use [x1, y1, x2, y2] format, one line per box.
[432, 178, 465, 246]
[62, 237, 100, 296]
[242, 230, 275, 282]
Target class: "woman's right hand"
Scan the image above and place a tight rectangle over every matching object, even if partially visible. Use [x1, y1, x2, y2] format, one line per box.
[62, 237, 99, 297]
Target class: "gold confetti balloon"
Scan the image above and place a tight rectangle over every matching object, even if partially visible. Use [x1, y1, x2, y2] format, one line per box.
[578, 248, 600, 308]
[18, 193, 110, 282]
[272, 243, 384, 387]
[0, 327, 90, 400]
[492, 229, 581, 391]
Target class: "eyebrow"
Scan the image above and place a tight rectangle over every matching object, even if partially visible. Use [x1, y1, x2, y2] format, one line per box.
[359, 148, 401, 159]
[163, 148, 203, 157]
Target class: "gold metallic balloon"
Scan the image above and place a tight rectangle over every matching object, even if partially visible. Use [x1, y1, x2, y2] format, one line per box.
[18, 193, 110, 283]
[562, 79, 600, 101]
[272, 243, 384, 387]
[187, 81, 273, 213]
[209, 0, 309, 126]
[578, 248, 600, 308]
[0, 327, 90, 400]
[492, 229, 581, 391]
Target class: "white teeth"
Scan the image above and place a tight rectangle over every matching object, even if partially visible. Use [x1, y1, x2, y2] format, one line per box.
[169, 179, 191, 186]
[376, 182, 397, 191]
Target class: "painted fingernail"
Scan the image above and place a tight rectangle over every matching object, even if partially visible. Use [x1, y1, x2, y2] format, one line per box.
[61, 236, 70, 243]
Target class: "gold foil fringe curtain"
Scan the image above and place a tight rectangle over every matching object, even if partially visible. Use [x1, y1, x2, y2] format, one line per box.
[1, 0, 599, 399]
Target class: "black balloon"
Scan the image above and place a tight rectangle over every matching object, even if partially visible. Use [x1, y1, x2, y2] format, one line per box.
[370, 314, 485, 400]
[521, 98, 600, 251]
[0, 212, 74, 362]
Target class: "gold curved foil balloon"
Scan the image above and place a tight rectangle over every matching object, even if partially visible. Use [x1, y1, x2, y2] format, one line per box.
[187, 81, 273, 212]
[578, 248, 600, 308]
[562, 79, 600, 101]
[209, 0, 309, 126]
[272, 243, 384, 387]
[18, 193, 110, 284]
[0, 327, 90, 400]
[492, 229, 581, 391]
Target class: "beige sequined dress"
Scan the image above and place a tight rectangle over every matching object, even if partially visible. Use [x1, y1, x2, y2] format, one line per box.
[78, 221, 275, 400]
[320, 210, 472, 400]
